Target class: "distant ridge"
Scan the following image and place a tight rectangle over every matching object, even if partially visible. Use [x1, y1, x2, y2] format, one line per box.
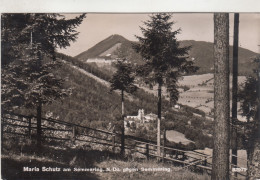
[75, 35, 259, 75]
[180, 40, 258, 75]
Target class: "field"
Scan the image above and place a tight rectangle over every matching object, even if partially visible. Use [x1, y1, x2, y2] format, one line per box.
[166, 130, 194, 145]
[137, 73, 247, 119]
[178, 74, 247, 117]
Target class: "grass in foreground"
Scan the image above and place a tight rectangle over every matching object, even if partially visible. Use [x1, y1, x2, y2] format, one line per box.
[96, 159, 210, 180]
[1, 136, 210, 180]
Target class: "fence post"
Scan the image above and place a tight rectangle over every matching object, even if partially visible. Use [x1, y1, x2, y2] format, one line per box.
[1, 115, 4, 151]
[36, 102, 42, 149]
[28, 117, 31, 139]
[112, 132, 115, 154]
[162, 129, 166, 163]
[202, 157, 208, 174]
[71, 126, 76, 142]
[146, 143, 149, 160]
[181, 152, 185, 161]
[120, 127, 125, 156]
[175, 151, 179, 159]
[204, 157, 207, 166]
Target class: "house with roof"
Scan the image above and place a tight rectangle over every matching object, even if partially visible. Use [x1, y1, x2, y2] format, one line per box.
[124, 109, 161, 128]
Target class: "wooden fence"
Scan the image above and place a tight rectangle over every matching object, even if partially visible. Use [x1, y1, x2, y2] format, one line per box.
[1, 113, 247, 179]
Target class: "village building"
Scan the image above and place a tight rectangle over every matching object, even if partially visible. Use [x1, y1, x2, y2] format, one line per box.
[174, 104, 181, 109]
[124, 109, 161, 128]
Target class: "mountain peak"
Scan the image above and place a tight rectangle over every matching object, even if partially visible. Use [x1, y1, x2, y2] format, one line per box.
[75, 35, 258, 75]
[75, 34, 129, 60]
[108, 34, 127, 40]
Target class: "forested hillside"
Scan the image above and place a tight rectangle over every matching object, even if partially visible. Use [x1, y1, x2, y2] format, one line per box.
[49, 54, 214, 149]
[75, 34, 258, 75]
[180, 40, 258, 75]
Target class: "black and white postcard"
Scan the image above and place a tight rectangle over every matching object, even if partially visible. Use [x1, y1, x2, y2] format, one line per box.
[1, 1, 260, 179]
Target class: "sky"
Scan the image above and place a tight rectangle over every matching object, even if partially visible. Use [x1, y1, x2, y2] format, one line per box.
[59, 13, 260, 57]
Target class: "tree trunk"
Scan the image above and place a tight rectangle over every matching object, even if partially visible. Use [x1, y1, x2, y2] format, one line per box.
[157, 83, 162, 160]
[162, 128, 166, 163]
[37, 101, 42, 149]
[231, 13, 239, 174]
[212, 13, 230, 180]
[51, 39, 56, 61]
[121, 90, 125, 156]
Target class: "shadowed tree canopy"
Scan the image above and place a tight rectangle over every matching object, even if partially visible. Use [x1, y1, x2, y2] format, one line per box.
[1, 13, 86, 112]
[238, 58, 260, 120]
[110, 59, 137, 94]
[238, 56, 260, 179]
[133, 13, 198, 159]
[238, 56, 260, 176]
[133, 13, 198, 105]
[109, 58, 137, 156]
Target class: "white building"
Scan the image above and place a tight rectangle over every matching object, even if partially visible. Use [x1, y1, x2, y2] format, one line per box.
[174, 104, 181, 109]
[124, 109, 159, 128]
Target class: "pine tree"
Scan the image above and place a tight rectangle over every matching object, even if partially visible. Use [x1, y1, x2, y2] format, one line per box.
[238, 57, 260, 179]
[133, 13, 197, 158]
[1, 14, 32, 110]
[110, 59, 137, 156]
[1, 13, 86, 147]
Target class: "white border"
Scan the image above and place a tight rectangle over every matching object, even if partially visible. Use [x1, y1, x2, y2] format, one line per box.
[0, 0, 260, 13]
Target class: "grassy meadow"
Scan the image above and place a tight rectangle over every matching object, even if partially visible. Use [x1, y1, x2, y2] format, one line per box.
[1, 135, 210, 180]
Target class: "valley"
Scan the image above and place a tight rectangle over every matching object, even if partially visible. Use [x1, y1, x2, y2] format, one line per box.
[53, 54, 216, 149]
[54, 33, 254, 150]
[72, 34, 257, 122]
[78, 58, 247, 121]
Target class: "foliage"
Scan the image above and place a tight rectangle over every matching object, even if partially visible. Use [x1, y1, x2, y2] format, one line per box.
[238, 77, 258, 119]
[110, 60, 137, 94]
[4, 45, 214, 149]
[1, 13, 86, 112]
[45, 62, 134, 127]
[238, 56, 260, 151]
[133, 13, 199, 155]
[133, 13, 198, 105]
[109, 58, 138, 154]
[57, 52, 114, 81]
[238, 57, 260, 119]
[178, 85, 190, 92]
[59, 53, 214, 149]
